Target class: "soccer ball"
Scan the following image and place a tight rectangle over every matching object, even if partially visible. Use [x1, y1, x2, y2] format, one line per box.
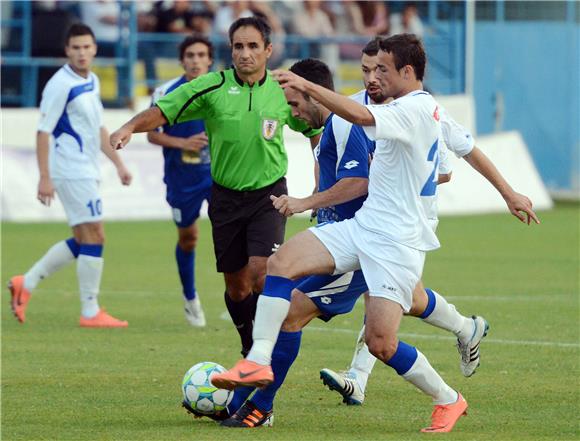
[182, 361, 233, 415]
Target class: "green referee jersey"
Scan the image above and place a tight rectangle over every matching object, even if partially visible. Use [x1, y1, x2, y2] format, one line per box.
[156, 68, 321, 191]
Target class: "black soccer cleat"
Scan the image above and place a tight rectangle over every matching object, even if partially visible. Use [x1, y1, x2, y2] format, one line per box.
[182, 400, 229, 421]
[220, 400, 273, 428]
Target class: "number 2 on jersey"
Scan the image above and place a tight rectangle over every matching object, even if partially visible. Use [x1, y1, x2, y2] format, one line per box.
[87, 199, 102, 217]
[420, 140, 439, 197]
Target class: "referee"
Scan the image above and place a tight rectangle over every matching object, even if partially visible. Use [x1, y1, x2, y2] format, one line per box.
[110, 17, 321, 357]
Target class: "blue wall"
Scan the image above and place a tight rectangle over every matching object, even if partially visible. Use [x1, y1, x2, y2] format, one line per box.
[473, 21, 579, 191]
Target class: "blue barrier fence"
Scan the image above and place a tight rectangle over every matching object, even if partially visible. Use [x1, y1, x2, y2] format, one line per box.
[0, 1, 467, 107]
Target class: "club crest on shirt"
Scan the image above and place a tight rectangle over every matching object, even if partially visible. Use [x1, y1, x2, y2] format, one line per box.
[262, 119, 278, 140]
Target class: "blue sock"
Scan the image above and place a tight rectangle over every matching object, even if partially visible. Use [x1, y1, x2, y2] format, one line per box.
[250, 330, 302, 412]
[419, 288, 436, 319]
[65, 237, 80, 258]
[227, 386, 255, 415]
[175, 244, 195, 300]
[262, 275, 297, 301]
[385, 340, 418, 375]
[78, 244, 103, 257]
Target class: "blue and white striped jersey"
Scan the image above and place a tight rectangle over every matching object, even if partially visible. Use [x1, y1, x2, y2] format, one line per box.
[315, 113, 375, 223]
[38, 64, 103, 180]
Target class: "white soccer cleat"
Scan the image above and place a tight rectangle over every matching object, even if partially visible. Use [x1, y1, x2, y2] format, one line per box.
[184, 296, 206, 327]
[320, 368, 365, 405]
[457, 315, 489, 377]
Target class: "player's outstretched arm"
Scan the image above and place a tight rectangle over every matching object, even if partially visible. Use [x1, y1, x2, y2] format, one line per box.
[36, 131, 55, 206]
[100, 127, 132, 185]
[147, 130, 208, 151]
[272, 70, 375, 126]
[463, 146, 540, 225]
[270, 177, 368, 217]
[110, 106, 168, 150]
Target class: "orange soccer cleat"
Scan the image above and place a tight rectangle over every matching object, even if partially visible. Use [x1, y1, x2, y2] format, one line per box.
[210, 359, 274, 390]
[421, 393, 468, 433]
[79, 309, 128, 328]
[8, 275, 31, 324]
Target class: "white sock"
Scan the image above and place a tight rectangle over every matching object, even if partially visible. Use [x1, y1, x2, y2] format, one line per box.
[77, 254, 103, 318]
[348, 325, 377, 392]
[422, 290, 474, 343]
[402, 350, 458, 405]
[23, 240, 76, 291]
[246, 295, 290, 365]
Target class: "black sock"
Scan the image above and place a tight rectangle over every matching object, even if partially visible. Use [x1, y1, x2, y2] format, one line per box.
[224, 291, 259, 357]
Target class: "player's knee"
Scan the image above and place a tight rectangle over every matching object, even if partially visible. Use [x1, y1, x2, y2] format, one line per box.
[178, 228, 198, 252]
[226, 283, 253, 302]
[408, 296, 423, 316]
[266, 252, 293, 278]
[366, 334, 398, 362]
[75, 224, 105, 245]
[252, 275, 266, 294]
[178, 236, 197, 252]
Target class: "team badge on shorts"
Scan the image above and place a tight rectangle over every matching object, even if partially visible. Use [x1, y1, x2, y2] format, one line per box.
[262, 119, 278, 140]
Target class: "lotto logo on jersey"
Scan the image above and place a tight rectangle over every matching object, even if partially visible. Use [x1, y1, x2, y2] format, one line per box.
[344, 160, 359, 170]
[262, 119, 278, 140]
[433, 106, 440, 121]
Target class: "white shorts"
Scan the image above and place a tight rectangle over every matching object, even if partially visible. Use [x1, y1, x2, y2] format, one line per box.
[53, 179, 103, 226]
[309, 218, 425, 312]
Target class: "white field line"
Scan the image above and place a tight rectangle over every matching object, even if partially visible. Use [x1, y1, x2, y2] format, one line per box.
[29, 289, 579, 349]
[306, 326, 580, 349]
[35, 289, 576, 303]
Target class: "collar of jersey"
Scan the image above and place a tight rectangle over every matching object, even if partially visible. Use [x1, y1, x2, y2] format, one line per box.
[406, 89, 429, 97]
[64, 63, 92, 81]
[232, 68, 268, 88]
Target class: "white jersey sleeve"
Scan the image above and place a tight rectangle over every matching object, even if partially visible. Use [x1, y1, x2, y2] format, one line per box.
[95, 75, 104, 128]
[439, 105, 474, 158]
[363, 101, 414, 144]
[38, 77, 69, 133]
[438, 142, 452, 175]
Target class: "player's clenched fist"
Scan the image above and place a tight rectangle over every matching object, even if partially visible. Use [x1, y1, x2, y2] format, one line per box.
[110, 125, 134, 150]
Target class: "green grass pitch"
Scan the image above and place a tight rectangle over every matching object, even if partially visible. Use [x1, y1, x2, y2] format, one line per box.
[2, 204, 579, 441]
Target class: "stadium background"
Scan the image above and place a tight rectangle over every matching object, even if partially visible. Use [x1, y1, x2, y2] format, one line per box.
[1, 2, 579, 440]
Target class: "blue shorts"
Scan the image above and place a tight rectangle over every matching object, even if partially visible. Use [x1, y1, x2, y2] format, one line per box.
[295, 270, 368, 322]
[167, 185, 212, 228]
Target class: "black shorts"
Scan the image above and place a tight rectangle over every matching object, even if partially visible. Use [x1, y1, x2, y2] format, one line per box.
[208, 178, 287, 273]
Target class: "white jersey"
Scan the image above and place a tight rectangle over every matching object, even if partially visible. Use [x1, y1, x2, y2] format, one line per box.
[352, 88, 474, 230]
[358, 90, 442, 251]
[349, 89, 472, 175]
[37, 64, 103, 180]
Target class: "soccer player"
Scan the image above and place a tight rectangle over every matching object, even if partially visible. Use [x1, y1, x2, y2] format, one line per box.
[8, 24, 132, 328]
[212, 34, 539, 433]
[319, 37, 483, 406]
[147, 35, 214, 327]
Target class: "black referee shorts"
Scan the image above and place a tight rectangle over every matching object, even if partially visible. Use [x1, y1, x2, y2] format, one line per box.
[208, 178, 287, 273]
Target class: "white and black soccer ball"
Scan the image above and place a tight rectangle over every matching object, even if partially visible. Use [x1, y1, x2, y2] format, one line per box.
[182, 362, 233, 415]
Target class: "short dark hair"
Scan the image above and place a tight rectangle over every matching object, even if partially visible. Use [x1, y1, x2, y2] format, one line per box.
[228, 16, 271, 47]
[65, 23, 95, 45]
[179, 34, 213, 60]
[289, 58, 334, 93]
[362, 37, 382, 57]
[379, 33, 426, 81]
